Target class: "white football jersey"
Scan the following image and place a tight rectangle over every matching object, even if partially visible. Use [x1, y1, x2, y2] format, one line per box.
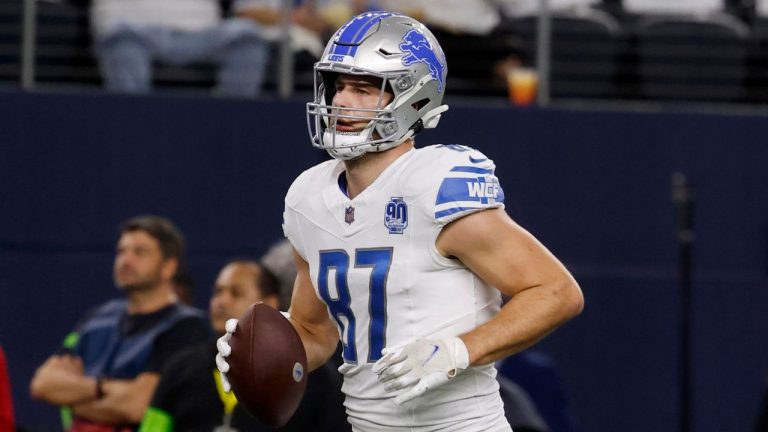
[283, 144, 511, 431]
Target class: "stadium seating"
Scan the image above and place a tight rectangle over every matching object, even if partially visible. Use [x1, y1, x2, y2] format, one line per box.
[35, 0, 98, 87]
[508, 7, 625, 101]
[0, 0, 21, 84]
[746, 0, 768, 103]
[632, 13, 750, 102]
[5, 0, 768, 104]
[622, 0, 725, 16]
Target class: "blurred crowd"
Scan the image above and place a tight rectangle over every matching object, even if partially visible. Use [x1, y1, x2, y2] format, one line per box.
[15, 0, 768, 101]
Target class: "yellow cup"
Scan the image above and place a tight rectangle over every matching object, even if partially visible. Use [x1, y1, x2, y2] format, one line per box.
[507, 67, 538, 106]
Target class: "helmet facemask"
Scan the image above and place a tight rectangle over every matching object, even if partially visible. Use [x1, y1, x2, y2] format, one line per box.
[307, 66, 418, 160]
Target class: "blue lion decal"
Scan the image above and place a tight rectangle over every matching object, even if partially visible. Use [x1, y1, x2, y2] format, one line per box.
[399, 29, 445, 93]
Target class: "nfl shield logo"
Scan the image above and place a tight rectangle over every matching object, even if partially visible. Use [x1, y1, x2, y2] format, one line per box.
[344, 206, 355, 224]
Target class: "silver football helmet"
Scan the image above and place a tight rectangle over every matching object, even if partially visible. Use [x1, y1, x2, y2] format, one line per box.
[306, 12, 449, 160]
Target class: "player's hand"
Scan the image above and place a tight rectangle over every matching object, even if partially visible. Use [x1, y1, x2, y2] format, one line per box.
[372, 337, 469, 405]
[215, 318, 238, 393]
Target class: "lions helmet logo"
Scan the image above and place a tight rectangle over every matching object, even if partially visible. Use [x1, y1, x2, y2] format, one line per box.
[400, 29, 445, 93]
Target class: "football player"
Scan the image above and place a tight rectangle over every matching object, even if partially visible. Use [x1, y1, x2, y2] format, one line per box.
[218, 11, 583, 431]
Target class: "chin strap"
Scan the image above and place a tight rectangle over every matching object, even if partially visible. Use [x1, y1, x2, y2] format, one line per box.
[421, 105, 449, 129]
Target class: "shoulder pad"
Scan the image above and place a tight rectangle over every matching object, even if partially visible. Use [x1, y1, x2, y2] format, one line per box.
[426, 145, 505, 225]
[285, 160, 337, 209]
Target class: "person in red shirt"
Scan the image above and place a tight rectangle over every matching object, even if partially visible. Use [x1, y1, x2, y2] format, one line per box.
[0, 345, 15, 432]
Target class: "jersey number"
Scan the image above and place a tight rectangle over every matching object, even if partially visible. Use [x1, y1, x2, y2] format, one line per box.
[318, 248, 392, 363]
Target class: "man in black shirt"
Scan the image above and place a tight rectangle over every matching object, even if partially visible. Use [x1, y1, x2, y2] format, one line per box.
[30, 215, 210, 431]
[139, 260, 349, 431]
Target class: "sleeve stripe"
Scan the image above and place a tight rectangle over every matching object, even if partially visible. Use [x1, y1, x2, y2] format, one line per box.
[435, 206, 485, 219]
[436, 200, 497, 211]
[450, 166, 494, 174]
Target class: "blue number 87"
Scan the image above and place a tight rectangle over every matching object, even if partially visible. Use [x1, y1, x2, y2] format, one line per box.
[317, 248, 392, 363]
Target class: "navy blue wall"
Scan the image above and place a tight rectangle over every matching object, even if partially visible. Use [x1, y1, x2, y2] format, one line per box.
[1, 90, 766, 432]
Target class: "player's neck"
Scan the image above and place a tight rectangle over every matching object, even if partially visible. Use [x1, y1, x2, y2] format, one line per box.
[343, 140, 413, 199]
[126, 282, 178, 314]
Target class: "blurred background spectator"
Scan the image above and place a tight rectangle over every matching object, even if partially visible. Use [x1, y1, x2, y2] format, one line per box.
[8, 0, 768, 103]
[375, 0, 524, 91]
[140, 259, 350, 431]
[28, 215, 210, 431]
[260, 238, 297, 311]
[233, 0, 370, 91]
[172, 272, 196, 306]
[0, 345, 14, 432]
[235, 0, 369, 51]
[759, 0, 768, 17]
[621, 0, 725, 15]
[501, 0, 601, 18]
[91, 0, 269, 96]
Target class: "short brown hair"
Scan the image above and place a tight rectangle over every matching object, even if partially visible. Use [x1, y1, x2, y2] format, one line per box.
[120, 215, 186, 262]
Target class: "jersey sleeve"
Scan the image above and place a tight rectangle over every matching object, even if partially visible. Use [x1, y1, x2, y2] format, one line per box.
[283, 162, 330, 262]
[431, 145, 506, 225]
[283, 206, 308, 261]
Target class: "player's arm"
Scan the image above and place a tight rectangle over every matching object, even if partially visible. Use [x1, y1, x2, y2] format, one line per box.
[69, 372, 160, 424]
[29, 354, 98, 405]
[287, 248, 340, 372]
[438, 207, 584, 366]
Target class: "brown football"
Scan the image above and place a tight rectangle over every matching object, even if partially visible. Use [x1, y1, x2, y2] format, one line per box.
[226, 302, 308, 427]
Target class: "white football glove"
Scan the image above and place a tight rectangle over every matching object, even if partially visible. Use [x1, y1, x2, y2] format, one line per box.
[372, 337, 470, 405]
[215, 318, 238, 393]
